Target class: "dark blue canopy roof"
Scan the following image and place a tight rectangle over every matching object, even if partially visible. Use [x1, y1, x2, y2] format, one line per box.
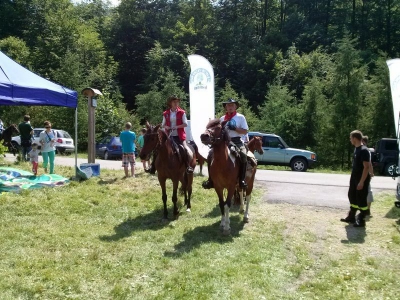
[0, 51, 77, 108]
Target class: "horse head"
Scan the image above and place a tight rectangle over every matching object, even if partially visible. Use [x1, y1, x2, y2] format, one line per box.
[139, 121, 161, 160]
[200, 119, 230, 146]
[249, 136, 264, 155]
[10, 124, 19, 134]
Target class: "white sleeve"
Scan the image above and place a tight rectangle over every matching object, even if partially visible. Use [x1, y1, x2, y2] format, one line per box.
[161, 116, 166, 127]
[182, 113, 188, 125]
[240, 115, 249, 130]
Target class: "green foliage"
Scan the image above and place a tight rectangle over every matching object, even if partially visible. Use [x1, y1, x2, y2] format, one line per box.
[0, 144, 8, 156]
[135, 70, 187, 125]
[0, 36, 31, 65]
[329, 35, 367, 168]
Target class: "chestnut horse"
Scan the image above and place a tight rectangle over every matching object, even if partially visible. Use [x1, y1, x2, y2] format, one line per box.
[235, 136, 264, 220]
[187, 140, 205, 175]
[139, 122, 196, 220]
[200, 119, 258, 234]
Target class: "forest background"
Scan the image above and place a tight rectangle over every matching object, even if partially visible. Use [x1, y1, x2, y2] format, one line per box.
[0, 0, 399, 169]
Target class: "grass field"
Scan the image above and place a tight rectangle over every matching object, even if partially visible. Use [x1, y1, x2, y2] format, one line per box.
[0, 161, 399, 299]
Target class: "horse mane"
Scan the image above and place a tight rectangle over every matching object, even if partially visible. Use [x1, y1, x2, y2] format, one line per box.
[206, 119, 221, 129]
[158, 128, 168, 141]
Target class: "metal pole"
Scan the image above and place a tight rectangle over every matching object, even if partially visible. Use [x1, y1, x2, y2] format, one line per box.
[88, 96, 95, 163]
[75, 107, 78, 177]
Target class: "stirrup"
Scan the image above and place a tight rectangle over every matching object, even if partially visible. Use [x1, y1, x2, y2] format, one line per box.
[202, 179, 214, 189]
[239, 180, 247, 188]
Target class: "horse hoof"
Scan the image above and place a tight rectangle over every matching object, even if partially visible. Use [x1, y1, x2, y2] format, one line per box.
[186, 208, 191, 213]
[244, 217, 249, 223]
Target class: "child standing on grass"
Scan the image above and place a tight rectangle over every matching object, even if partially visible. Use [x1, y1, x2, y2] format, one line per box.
[29, 142, 40, 175]
[120, 122, 136, 178]
[137, 128, 150, 171]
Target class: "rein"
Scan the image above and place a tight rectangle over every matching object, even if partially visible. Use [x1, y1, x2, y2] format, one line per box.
[204, 126, 226, 146]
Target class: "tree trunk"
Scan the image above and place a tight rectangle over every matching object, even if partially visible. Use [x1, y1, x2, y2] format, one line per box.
[262, 0, 268, 36]
[387, 0, 392, 54]
[325, 0, 331, 35]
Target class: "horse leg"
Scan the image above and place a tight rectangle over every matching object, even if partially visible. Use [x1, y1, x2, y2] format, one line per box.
[239, 188, 245, 214]
[159, 178, 168, 220]
[185, 172, 193, 213]
[216, 188, 226, 230]
[223, 190, 234, 235]
[217, 188, 232, 235]
[243, 194, 251, 223]
[172, 179, 180, 219]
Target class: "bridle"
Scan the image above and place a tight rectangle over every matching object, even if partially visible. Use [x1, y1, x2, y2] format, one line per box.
[203, 124, 226, 146]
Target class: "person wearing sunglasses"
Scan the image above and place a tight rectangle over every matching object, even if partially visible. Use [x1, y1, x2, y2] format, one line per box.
[39, 121, 56, 174]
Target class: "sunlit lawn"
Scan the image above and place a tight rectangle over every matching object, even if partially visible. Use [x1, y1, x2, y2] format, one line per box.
[0, 161, 399, 299]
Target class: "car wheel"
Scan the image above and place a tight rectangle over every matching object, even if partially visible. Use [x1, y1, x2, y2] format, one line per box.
[104, 150, 109, 160]
[384, 163, 398, 176]
[290, 158, 307, 172]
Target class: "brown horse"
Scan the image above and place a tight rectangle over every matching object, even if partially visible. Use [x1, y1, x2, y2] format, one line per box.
[187, 140, 205, 175]
[139, 122, 196, 220]
[0, 124, 19, 155]
[200, 119, 258, 234]
[235, 136, 264, 221]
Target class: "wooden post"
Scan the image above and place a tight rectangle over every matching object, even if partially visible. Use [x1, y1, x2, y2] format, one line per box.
[81, 88, 102, 164]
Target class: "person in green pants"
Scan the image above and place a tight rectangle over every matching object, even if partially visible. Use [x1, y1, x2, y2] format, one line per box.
[39, 121, 56, 174]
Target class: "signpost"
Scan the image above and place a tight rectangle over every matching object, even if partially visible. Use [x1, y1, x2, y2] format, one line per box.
[81, 88, 102, 163]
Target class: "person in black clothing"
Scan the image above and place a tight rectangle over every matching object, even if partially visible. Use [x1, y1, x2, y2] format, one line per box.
[18, 115, 34, 161]
[341, 130, 371, 227]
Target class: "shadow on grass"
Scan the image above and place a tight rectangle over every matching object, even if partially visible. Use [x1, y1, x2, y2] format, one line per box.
[98, 178, 119, 185]
[203, 203, 243, 218]
[164, 215, 245, 258]
[384, 206, 400, 219]
[99, 208, 170, 242]
[341, 225, 366, 244]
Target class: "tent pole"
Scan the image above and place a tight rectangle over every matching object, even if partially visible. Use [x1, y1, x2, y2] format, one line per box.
[75, 107, 78, 178]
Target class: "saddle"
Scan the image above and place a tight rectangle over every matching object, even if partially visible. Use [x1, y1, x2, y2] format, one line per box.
[170, 137, 184, 163]
[228, 142, 257, 167]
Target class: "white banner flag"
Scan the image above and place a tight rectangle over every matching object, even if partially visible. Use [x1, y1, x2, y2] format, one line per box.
[387, 59, 400, 139]
[188, 54, 215, 159]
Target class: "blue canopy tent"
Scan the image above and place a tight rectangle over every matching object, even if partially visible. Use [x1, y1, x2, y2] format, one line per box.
[0, 50, 79, 175]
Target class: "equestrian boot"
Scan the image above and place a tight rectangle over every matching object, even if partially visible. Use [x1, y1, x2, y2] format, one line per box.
[202, 178, 213, 189]
[340, 209, 356, 224]
[185, 149, 194, 174]
[239, 161, 248, 189]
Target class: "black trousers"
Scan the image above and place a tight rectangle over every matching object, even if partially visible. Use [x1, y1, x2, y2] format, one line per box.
[348, 175, 370, 211]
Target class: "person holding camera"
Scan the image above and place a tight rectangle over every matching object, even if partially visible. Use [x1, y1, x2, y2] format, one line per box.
[202, 98, 249, 189]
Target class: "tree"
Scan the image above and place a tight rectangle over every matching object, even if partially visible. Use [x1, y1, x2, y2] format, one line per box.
[135, 70, 186, 125]
[329, 35, 367, 168]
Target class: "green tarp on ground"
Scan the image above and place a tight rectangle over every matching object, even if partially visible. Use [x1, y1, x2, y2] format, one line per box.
[0, 167, 69, 192]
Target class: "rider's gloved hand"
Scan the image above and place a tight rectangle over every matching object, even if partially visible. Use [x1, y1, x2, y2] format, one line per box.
[227, 123, 236, 131]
